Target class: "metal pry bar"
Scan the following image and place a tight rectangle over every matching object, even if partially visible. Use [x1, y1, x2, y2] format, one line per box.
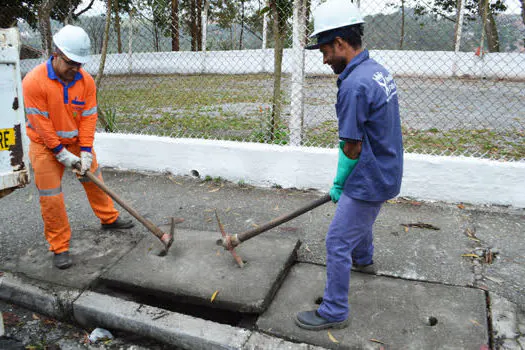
[216, 194, 331, 266]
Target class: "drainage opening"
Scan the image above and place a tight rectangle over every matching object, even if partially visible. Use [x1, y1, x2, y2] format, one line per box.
[93, 284, 258, 328]
[315, 297, 323, 305]
[427, 316, 438, 326]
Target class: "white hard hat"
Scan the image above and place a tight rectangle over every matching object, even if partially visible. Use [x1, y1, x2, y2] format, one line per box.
[53, 25, 91, 64]
[309, 0, 364, 38]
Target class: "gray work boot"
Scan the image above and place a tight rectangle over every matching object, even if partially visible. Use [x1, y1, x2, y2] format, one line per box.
[54, 251, 72, 269]
[295, 310, 349, 330]
[351, 262, 377, 274]
[101, 216, 134, 230]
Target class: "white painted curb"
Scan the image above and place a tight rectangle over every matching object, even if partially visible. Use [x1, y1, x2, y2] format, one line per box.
[94, 133, 525, 208]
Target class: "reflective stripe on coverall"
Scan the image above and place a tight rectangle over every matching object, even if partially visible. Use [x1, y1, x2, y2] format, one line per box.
[23, 58, 119, 253]
[29, 142, 119, 253]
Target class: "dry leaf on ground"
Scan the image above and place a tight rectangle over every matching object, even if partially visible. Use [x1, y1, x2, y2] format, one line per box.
[401, 222, 440, 230]
[210, 290, 219, 302]
[327, 331, 339, 343]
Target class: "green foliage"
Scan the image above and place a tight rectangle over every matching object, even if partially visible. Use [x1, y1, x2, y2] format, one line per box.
[364, 10, 522, 52]
[99, 107, 119, 133]
[1, 1, 38, 28]
[2, 0, 90, 29]
[429, 0, 507, 21]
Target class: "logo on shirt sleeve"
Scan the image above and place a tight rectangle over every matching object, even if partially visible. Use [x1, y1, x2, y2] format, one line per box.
[372, 72, 397, 102]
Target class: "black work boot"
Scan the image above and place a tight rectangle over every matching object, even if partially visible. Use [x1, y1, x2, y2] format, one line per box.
[351, 262, 377, 274]
[54, 251, 72, 269]
[101, 216, 134, 230]
[295, 310, 349, 330]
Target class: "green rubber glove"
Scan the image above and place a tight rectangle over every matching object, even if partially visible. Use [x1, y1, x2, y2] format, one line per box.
[330, 141, 359, 203]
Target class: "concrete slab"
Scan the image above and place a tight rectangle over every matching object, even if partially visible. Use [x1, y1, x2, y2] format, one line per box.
[74, 291, 251, 350]
[257, 263, 489, 350]
[360, 201, 476, 286]
[295, 200, 477, 288]
[14, 229, 143, 289]
[100, 229, 300, 313]
[490, 293, 521, 349]
[243, 332, 326, 349]
[0, 272, 82, 320]
[470, 210, 525, 308]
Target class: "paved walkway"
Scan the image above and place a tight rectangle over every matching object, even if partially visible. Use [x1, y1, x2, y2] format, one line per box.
[0, 169, 523, 349]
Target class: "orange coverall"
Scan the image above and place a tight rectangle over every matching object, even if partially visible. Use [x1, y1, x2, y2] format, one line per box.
[23, 58, 119, 253]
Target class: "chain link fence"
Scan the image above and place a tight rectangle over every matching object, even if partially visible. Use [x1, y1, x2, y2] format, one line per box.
[5, 0, 525, 161]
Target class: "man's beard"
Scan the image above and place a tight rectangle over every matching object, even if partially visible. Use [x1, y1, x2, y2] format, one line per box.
[331, 58, 347, 75]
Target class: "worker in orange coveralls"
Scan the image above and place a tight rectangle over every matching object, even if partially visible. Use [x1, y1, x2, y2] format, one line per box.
[23, 25, 134, 270]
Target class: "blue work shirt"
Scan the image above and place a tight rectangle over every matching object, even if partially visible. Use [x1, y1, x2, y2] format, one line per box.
[336, 50, 403, 201]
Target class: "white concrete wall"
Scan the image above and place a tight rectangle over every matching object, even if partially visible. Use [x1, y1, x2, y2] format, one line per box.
[94, 133, 525, 208]
[21, 49, 525, 79]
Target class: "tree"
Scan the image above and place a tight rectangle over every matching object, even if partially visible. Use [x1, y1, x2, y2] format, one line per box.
[1, 0, 95, 56]
[171, 0, 180, 51]
[78, 13, 107, 54]
[400, 0, 405, 49]
[180, 0, 204, 50]
[266, 0, 292, 141]
[38, 0, 57, 56]
[95, 0, 113, 131]
[0, 1, 38, 28]
[113, 0, 123, 53]
[214, 0, 237, 49]
[425, 0, 507, 52]
[239, 0, 246, 49]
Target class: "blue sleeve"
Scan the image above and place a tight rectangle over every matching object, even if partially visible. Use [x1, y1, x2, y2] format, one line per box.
[336, 89, 367, 141]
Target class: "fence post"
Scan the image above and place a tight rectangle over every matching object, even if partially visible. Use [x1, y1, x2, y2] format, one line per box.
[290, 0, 306, 146]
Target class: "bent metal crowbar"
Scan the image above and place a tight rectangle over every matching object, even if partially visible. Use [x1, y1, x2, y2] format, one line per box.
[216, 193, 331, 267]
[74, 163, 175, 256]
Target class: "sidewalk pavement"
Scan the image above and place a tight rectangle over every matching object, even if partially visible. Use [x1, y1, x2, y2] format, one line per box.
[0, 168, 524, 349]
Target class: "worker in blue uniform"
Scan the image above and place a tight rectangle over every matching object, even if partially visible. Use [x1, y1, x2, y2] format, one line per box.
[295, 0, 404, 330]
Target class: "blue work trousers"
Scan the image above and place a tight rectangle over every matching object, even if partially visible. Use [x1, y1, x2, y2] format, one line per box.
[317, 193, 383, 322]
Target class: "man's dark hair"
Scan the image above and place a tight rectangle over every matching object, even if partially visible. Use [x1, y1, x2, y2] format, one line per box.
[335, 24, 364, 50]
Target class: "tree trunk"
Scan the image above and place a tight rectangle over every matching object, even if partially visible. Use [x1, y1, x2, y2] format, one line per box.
[270, 1, 284, 142]
[37, 0, 56, 57]
[152, 3, 161, 52]
[190, 0, 197, 51]
[304, 0, 311, 44]
[399, 0, 405, 49]
[113, 0, 122, 53]
[197, 0, 202, 50]
[154, 25, 160, 51]
[239, 0, 245, 49]
[171, 0, 180, 51]
[202, 0, 209, 51]
[65, 0, 74, 24]
[95, 0, 113, 130]
[485, 11, 500, 52]
[478, 0, 500, 52]
[453, 0, 465, 51]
